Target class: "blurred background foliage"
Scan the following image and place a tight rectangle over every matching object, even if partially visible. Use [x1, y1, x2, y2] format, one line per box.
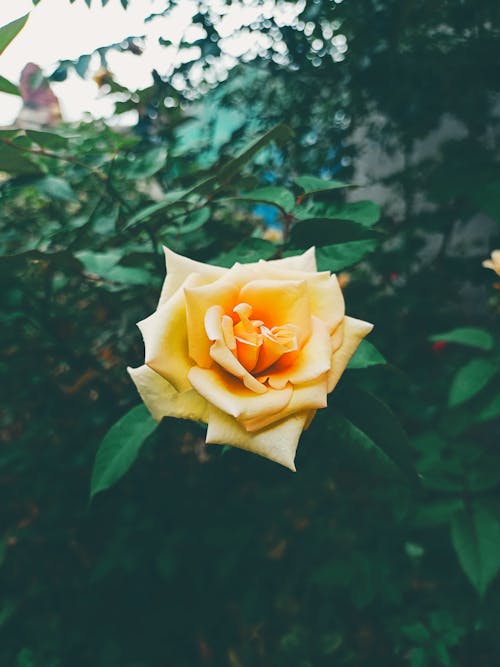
[1, 0, 500, 665]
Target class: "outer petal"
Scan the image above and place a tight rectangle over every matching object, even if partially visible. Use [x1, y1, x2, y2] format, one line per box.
[138, 273, 205, 392]
[330, 319, 345, 354]
[218, 257, 326, 292]
[242, 375, 328, 432]
[482, 250, 500, 276]
[303, 409, 317, 430]
[184, 279, 239, 368]
[308, 274, 345, 333]
[327, 316, 374, 392]
[261, 317, 332, 389]
[188, 366, 292, 422]
[205, 405, 308, 471]
[158, 246, 226, 306]
[128, 365, 209, 423]
[263, 246, 317, 272]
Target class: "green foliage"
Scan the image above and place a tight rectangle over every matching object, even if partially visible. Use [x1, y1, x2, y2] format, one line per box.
[429, 327, 494, 351]
[3, 0, 500, 665]
[0, 14, 29, 56]
[451, 502, 500, 597]
[347, 339, 386, 369]
[448, 358, 497, 407]
[0, 74, 20, 96]
[90, 404, 157, 498]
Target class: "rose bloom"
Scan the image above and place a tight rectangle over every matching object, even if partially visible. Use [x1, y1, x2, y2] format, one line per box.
[129, 247, 373, 470]
[482, 250, 500, 277]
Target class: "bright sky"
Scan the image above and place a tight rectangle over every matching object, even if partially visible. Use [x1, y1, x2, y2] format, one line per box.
[0, 0, 198, 124]
[0, 0, 301, 126]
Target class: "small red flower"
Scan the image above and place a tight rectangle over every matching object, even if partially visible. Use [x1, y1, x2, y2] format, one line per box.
[432, 341, 448, 353]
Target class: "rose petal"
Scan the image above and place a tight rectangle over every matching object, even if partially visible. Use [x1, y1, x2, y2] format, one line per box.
[239, 279, 311, 345]
[128, 364, 208, 422]
[205, 405, 308, 471]
[188, 366, 292, 421]
[158, 246, 226, 306]
[242, 375, 328, 431]
[330, 320, 345, 353]
[327, 316, 374, 392]
[252, 329, 290, 374]
[209, 339, 268, 393]
[184, 279, 239, 368]
[218, 256, 324, 293]
[308, 274, 345, 333]
[204, 305, 266, 393]
[263, 246, 317, 272]
[235, 336, 261, 372]
[482, 252, 500, 276]
[138, 273, 206, 392]
[261, 316, 332, 389]
[303, 409, 317, 430]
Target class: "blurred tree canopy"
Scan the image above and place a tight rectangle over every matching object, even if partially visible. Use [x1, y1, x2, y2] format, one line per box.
[1, 1, 499, 666]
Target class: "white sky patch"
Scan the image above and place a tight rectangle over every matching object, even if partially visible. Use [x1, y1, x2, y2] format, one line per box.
[0, 0, 303, 125]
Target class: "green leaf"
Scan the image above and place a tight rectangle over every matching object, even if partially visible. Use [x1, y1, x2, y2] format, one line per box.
[347, 340, 386, 369]
[76, 250, 153, 285]
[326, 411, 401, 478]
[413, 499, 464, 527]
[334, 382, 419, 487]
[0, 142, 41, 175]
[225, 186, 295, 213]
[26, 129, 69, 150]
[290, 218, 380, 247]
[0, 75, 19, 96]
[316, 240, 378, 270]
[34, 176, 77, 201]
[218, 124, 292, 183]
[123, 147, 167, 179]
[0, 14, 29, 56]
[429, 327, 494, 351]
[76, 250, 122, 276]
[191, 124, 293, 195]
[295, 174, 352, 196]
[105, 265, 154, 285]
[90, 404, 157, 498]
[477, 393, 500, 422]
[448, 358, 497, 407]
[178, 207, 210, 233]
[325, 201, 381, 227]
[124, 192, 190, 230]
[211, 238, 277, 267]
[451, 502, 500, 596]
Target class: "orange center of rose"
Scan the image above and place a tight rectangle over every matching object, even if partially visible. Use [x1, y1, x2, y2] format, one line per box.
[229, 302, 299, 373]
[204, 302, 302, 393]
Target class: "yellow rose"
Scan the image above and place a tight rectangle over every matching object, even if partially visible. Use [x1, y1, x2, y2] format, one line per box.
[482, 250, 500, 277]
[128, 246, 373, 471]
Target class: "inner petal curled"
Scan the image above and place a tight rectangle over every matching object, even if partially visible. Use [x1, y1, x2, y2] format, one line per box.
[203, 301, 311, 391]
